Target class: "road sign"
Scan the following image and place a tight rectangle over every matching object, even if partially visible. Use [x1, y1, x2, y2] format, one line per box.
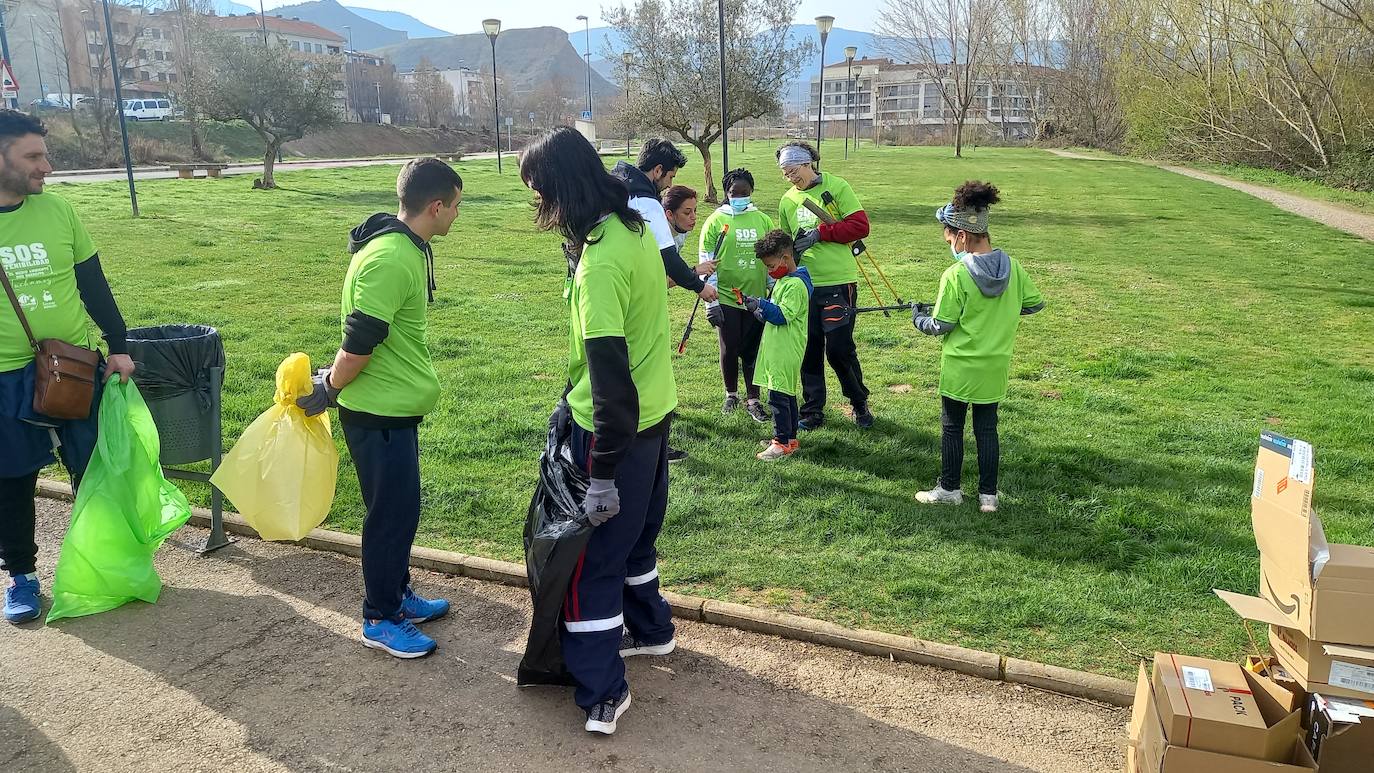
[1, 60, 19, 100]
[505, 116, 513, 126]
[580, 110, 592, 121]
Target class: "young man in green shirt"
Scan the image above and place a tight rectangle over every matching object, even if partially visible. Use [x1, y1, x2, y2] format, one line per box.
[0, 110, 135, 624]
[775, 141, 874, 430]
[296, 158, 462, 658]
[912, 181, 1044, 513]
[699, 168, 774, 422]
[742, 230, 813, 460]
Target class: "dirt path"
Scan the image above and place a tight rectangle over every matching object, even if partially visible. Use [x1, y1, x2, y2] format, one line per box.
[2, 499, 1126, 772]
[1044, 148, 1374, 241]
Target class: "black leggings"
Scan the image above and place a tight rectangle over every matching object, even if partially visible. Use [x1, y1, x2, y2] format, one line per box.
[0, 470, 41, 577]
[769, 390, 799, 445]
[717, 305, 763, 399]
[939, 397, 999, 495]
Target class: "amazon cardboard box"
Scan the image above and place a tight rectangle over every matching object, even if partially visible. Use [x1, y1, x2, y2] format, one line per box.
[1219, 432, 1374, 646]
[1269, 625, 1374, 701]
[1305, 693, 1374, 773]
[1127, 657, 1315, 773]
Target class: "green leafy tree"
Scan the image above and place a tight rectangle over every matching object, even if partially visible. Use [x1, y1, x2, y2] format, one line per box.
[190, 33, 338, 188]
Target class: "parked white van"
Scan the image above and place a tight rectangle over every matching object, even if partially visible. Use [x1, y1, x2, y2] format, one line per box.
[122, 98, 173, 121]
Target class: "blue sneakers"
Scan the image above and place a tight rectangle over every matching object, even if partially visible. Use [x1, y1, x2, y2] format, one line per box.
[401, 586, 450, 624]
[362, 617, 437, 659]
[4, 573, 41, 624]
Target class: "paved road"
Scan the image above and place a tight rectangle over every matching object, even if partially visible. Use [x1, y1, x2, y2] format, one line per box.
[2, 498, 1126, 772]
[1045, 148, 1374, 242]
[46, 155, 461, 185]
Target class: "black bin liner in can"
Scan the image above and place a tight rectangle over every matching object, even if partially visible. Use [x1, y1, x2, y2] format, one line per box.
[518, 400, 593, 687]
[126, 324, 225, 466]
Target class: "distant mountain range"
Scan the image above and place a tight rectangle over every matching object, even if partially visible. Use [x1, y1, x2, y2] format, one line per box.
[374, 26, 620, 99]
[345, 7, 452, 38]
[215, 1, 450, 48]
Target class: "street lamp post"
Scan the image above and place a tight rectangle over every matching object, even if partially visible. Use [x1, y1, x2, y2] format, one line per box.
[342, 26, 353, 122]
[717, 0, 728, 177]
[29, 15, 44, 103]
[576, 14, 592, 119]
[843, 46, 855, 160]
[622, 52, 633, 157]
[99, 0, 137, 216]
[483, 19, 501, 173]
[375, 82, 382, 123]
[814, 16, 834, 164]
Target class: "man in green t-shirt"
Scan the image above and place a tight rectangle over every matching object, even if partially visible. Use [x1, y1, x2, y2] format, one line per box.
[0, 111, 135, 625]
[775, 141, 874, 430]
[296, 158, 462, 659]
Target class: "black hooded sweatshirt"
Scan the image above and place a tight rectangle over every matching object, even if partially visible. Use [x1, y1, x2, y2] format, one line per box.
[609, 161, 706, 294]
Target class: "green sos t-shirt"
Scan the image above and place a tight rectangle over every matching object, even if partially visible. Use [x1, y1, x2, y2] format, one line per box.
[698, 205, 774, 310]
[0, 194, 98, 372]
[777, 173, 862, 287]
[931, 255, 1043, 404]
[337, 232, 441, 417]
[753, 272, 811, 397]
[567, 215, 677, 433]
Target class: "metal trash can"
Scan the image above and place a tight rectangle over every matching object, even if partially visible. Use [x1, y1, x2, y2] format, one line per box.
[127, 324, 231, 553]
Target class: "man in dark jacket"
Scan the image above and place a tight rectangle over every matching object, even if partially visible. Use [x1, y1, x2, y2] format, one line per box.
[297, 158, 461, 659]
[611, 139, 716, 463]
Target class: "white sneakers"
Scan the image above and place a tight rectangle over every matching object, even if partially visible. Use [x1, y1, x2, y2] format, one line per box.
[914, 485, 963, 505]
[914, 487, 1000, 513]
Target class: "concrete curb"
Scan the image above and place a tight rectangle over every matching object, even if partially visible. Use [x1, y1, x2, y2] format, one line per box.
[35, 479, 1133, 707]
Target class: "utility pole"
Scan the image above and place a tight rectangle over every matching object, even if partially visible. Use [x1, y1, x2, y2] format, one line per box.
[717, 0, 728, 176]
[0, 3, 15, 109]
[28, 15, 43, 103]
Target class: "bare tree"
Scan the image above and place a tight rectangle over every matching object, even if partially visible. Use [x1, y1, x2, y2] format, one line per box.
[877, 0, 1002, 156]
[408, 59, 457, 128]
[66, 0, 152, 159]
[1045, 0, 1127, 147]
[1117, 0, 1364, 172]
[606, 0, 812, 201]
[158, 0, 213, 159]
[189, 33, 338, 188]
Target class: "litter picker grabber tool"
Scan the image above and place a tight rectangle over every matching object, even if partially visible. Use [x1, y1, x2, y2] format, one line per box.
[676, 224, 731, 355]
[801, 196, 906, 315]
[855, 302, 920, 315]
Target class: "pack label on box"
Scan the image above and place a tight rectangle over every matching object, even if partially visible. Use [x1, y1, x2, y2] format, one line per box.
[1330, 661, 1374, 696]
[1182, 666, 1215, 692]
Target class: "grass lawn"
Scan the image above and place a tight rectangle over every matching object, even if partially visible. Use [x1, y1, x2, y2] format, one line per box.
[48, 144, 1374, 678]
[1191, 163, 1374, 216]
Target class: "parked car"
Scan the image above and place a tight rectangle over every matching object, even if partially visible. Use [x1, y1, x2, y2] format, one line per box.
[29, 98, 69, 110]
[122, 98, 174, 121]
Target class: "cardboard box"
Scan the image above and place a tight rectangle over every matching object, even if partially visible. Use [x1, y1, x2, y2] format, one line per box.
[1151, 653, 1271, 759]
[1305, 693, 1374, 773]
[1268, 625, 1374, 701]
[1128, 660, 1317, 773]
[1218, 432, 1374, 646]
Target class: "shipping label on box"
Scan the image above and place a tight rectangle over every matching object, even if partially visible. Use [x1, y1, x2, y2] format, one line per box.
[1270, 625, 1374, 701]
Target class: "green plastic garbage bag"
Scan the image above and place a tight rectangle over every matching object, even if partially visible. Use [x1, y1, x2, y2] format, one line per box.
[47, 379, 193, 622]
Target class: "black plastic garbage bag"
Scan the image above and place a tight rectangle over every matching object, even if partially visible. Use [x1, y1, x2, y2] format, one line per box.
[518, 400, 593, 687]
[126, 325, 225, 405]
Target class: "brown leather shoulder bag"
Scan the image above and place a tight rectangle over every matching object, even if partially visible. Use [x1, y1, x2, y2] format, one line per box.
[0, 263, 99, 420]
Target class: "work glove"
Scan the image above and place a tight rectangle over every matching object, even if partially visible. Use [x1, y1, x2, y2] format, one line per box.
[583, 477, 621, 526]
[295, 367, 340, 417]
[706, 303, 724, 329]
[741, 294, 767, 322]
[793, 228, 821, 255]
[911, 302, 934, 329]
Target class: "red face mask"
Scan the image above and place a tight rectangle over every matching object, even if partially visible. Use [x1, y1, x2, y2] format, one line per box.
[768, 264, 791, 279]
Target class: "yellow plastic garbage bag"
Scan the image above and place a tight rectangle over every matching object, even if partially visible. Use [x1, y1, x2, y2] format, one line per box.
[210, 353, 337, 541]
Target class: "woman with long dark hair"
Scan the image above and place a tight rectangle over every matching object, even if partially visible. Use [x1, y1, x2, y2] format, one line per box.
[520, 127, 677, 736]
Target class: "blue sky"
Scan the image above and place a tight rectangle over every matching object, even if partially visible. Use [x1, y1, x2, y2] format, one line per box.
[262, 0, 880, 36]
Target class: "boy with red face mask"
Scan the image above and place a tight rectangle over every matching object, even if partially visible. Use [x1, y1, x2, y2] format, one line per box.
[737, 230, 813, 460]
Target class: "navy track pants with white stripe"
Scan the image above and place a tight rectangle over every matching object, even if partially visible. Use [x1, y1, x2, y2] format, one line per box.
[562, 421, 675, 710]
